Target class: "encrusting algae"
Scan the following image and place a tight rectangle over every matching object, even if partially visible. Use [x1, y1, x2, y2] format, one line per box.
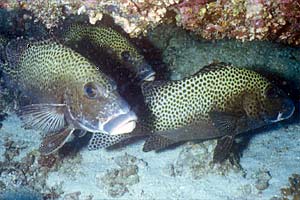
[3, 0, 300, 45]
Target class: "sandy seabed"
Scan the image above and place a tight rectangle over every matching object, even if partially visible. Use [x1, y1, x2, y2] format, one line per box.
[0, 114, 299, 200]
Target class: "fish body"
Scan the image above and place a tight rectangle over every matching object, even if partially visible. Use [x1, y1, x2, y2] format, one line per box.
[62, 24, 155, 82]
[2, 39, 138, 155]
[140, 63, 295, 162]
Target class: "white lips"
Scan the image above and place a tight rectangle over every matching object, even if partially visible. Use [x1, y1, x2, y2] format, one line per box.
[270, 106, 295, 123]
[271, 112, 284, 123]
[144, 75, 155, 82]
[110, 120, 137, 135]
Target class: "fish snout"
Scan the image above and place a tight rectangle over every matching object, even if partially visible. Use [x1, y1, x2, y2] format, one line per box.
[101, 98, 137, 135]
[280, 98, 295, 120]
[102, 111, 137, 135]
[266, 98, 295, 123]
[137, 62, 156, 82]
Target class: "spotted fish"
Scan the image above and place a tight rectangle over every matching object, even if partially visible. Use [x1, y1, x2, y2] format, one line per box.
[1, 39, 138, 155]
[62, 24, 155, 82]
[140, 63, 295, 162]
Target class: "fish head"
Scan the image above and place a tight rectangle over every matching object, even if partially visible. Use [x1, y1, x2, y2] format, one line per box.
[261, 85, 295, 123]
[120, 51, 155, 82]
[66, 78, 137, 135]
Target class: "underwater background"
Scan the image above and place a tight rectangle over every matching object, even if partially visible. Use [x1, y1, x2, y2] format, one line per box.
[0, 0, 300, 200]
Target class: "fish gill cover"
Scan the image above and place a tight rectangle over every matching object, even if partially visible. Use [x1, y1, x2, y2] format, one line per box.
[0, 1, 299, 200]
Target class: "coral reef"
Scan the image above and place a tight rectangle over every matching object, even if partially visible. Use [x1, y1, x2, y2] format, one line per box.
[0, 139, 47, 198]
[8, 0, 179, 36]
[0, 9, 49, 40]
[254, 169, 272, 191]
[174, 0, 300, 45]
[74, 0, 180, 37]
[2, 0, 300, 45]
[170, 141, 243, 179]
[98, 153, 145, 197]
[0, 116, 74, 199]
[148, 24, 300, 91]
[280, 174, 300, 200]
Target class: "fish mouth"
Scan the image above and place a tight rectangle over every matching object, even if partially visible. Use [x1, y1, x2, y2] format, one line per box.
[267, 99, 295, 123]
[102, 111, 137, 135]
[137, 63, 156, 82]
[280, 99, 295, 120]
[141, 71, 156, 82]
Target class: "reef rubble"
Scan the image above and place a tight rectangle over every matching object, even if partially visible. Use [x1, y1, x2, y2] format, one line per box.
[1, 0, 300, 45]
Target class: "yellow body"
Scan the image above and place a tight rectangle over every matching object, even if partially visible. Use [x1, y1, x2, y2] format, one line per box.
[63, 24, 155, 82]
[143, 64, 270, 131]
[15, 41, 111, 100]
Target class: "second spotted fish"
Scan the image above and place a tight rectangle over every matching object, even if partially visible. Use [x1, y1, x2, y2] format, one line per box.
[62, 24, 155, 83]
[1, 39, 138, 155]
[140, 63, 295, 162]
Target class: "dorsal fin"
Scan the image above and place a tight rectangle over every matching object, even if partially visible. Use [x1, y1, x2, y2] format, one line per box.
[31, 37, 62, 46]
[5, 38, 30, 70]
[195, 62, 231, 75]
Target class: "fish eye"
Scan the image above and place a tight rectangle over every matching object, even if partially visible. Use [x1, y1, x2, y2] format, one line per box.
[121, 51, 131, 62]
[84, 82, 98, 99]
[265, 86, 280, 99]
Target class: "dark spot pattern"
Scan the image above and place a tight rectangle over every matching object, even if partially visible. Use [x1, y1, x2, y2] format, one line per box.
[143, 65, 271, 131]
[64, 24, 144, 69]
[13, 41, 112, 98]
[88, 133, 128, 150]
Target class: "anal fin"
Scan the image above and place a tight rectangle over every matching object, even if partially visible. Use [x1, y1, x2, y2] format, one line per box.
[88, 133, 130, 150]
[39, 128, 74, 155]
[143, 134, 176, 152]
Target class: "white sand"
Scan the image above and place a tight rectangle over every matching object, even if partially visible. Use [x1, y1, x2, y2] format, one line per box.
[1, 114, 299, 200]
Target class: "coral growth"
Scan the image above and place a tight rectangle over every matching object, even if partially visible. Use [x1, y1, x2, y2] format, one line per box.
[77, 0, 180, 37]
[98, 153, 146, 197]
[172, 141, 243, 179]
[0, 140, 45, 195]
[12, 0, 179, 36]
[0, 137, 65, 199]
[280, 174, 300, 200]
[174, 0, 300, 45]
[3, 0, 300, 44]
[254, 169, 272, 191]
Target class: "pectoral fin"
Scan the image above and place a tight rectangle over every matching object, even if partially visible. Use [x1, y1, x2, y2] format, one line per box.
[143, 134, 176, 152]
[39, 128, 75, 155]
[18, 103, 66, 135]
[142, 120, 222, 152]
[88, 133, 130, 150]
[209, 111, 242, 135]
[213, 135, 234, 163]
[209, 111, 246, 163]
